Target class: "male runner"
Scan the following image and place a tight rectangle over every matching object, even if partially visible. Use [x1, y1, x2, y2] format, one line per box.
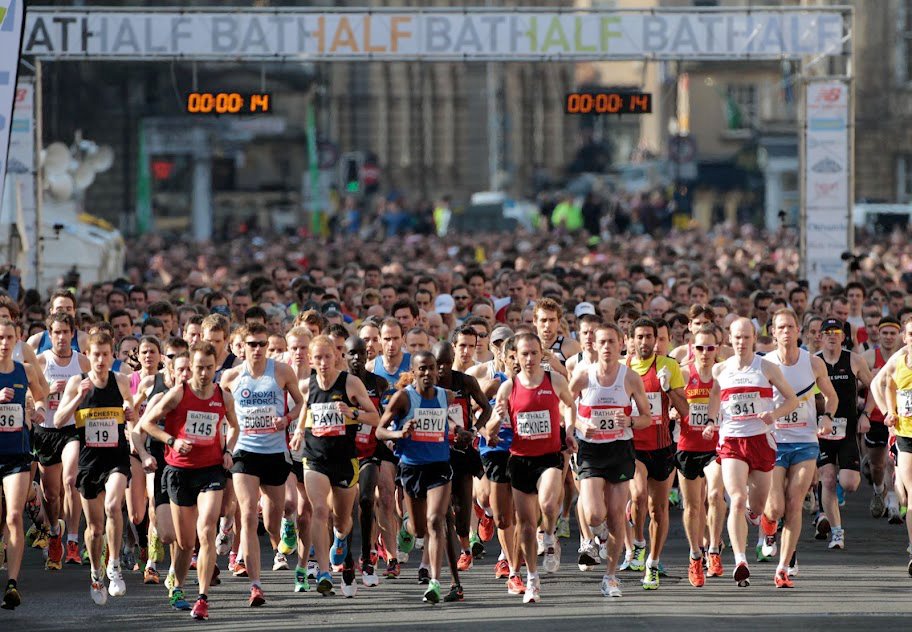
[705, 318, 797, 588]
[220, 322, 303, 606]
[140, 342, 241, 619]
[569, 323, 651, 598]
[55, 330, 136, 605]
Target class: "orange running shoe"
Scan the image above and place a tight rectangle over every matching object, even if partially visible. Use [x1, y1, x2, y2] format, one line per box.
[707, 552, 723, 577]
[144, 567, 160, 585]
[688, 558, 705, 587]
[457, 552, 473, 571]
[478, 513, 495, 543]
[248, 585, 266, 607]
[46, 531, 63, 570]
[506, 574, 526, 595]
[65, 541, 82, 565]
[774, 569, 794, 588]
[494, 559, 510, 579]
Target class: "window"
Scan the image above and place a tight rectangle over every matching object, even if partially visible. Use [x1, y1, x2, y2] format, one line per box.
[725, 84, 758, 130]
[898, 1, 912, 84]
[897, 155, 912, 202]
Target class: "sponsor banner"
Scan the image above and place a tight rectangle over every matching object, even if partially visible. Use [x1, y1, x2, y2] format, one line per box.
[1, 0, 25, 209]
[21, 8, 846, 60]
[8, 79, 34, 251]
[803, 79, 850, 293]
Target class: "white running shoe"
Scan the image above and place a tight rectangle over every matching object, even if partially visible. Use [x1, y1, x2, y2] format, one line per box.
[107, 563, 126, 597]
[90, 577, 108, 606]
[828, 528, 845, 550]
[306, 560, 319, 580]
[273, 551, 289, 571]
[600, 575, 622, 598]
[523, 578, 541, 604]
[761, 534, 778, 558]
[543, 539, 561, 574]
[361, 566, 380, 587]
[536, 530, 545, 557]
[577, 540, 600, 572]
[215, 529, 234, 556]
[596, 536, 608, 561]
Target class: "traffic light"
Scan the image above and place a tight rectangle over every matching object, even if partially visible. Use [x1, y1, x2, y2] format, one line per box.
[344, 156, 359, 193]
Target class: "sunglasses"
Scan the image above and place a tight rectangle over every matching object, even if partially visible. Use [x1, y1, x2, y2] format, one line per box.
[453, 295, 470, 301]
[475, 332, 489, 338]
[694, 345, 717, 352]
[822, 329, 843, 335]
[245, 340, 268, 348]
[165, 353, 177, 359]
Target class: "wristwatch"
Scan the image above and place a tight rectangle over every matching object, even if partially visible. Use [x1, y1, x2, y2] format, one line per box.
[166, 437, 176, 447]
[352, 408, 360, 420]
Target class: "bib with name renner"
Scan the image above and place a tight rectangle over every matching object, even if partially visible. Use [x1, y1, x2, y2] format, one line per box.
[508, 372, 562, 457]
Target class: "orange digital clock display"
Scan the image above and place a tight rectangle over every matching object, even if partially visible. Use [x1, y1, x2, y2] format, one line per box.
[565, 92, 652, 115]
[185, 92, 272, 115]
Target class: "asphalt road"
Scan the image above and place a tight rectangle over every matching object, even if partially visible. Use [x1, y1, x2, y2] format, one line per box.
[5, 485, 912, 632]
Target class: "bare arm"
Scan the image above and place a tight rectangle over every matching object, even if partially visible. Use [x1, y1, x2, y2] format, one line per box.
[811, 355, 837, 436]
[761, 360, 799, 423]
[346, 374, 381, 427]
[626, 370, 654, 430]
[374, 390, 411, 441]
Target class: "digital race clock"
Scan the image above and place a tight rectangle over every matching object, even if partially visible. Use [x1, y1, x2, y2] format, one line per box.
[185, 92, 273, 115]
[565, 91, 652, 115]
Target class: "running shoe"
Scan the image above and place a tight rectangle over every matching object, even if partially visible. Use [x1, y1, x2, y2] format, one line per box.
[31, 525, 50, 550]
[227, 551, 238, 573]
[870, 491, 887, 518]
[457, 551, 473, 571]
[191, 597, 209, 621]
[536, 530, 545, 556]
[596, 536, 608, 561]
[761, 533, 778, 559]
[342, 563, 358, 598]
[307, 559, 319, 580]
[668, 487, 682, 508]
[688, 557, 705, 587]
[150, 528, 165, 562]
[233, 560, 248, 577]
[478, 511, 495, 543]
[888, 503, 904, 525]
[215, 529, 233, 557]
[413, 536, 424, 550]
[316, 571, 334, 596]
[144, 567, 160, 585]
[294, 566, 311, 592]
[90, 576, 108, 606]
[745, 510, 761, 527]
[25, 523, 38, 548]
[397, 518, 415, 555]
[625, 500, 634, 527]
[443, 584, 464, 602]
[46, 523, 64, 571]
[1, 585, 21, 610]
[707, 552, 724, 577]
[642, 566, 660, 590]
[211, 563, 221, 586]
[494, 558, 510, 579]
[330, 533, 349, 566]
[385, 558, 401, 579]
[417, 566, 431, 584]
[361, 561, 380, 587]
[907, 558, 912, 578]
[814, 513, 831, 539]
[122, 546, 136, 573]
[190, 553, 197, 570]
[774, 569, 794, 588]
[787, 551, 799, 577]
[170, 587, 192, 610]
[828, 527, 845, 550]
[556, 516, 571, 540]
[543, 540, 561, 574]
[733, 561, 751, 587]
[107, 562, 127, 597]
[470, 532, 485, 559]
[523, 578, 541, 604]
[65, 541, 82, 565]
[577, 540, 600, 571]
[629, 544, 646, 572]
[836, 482, 845, 507]
[273, 551, 289, 571]
[248, 585, 266, 607]
[803, 490, 818, 514]
[423, 579, 441, 604]
[165, 571, 177, 592]
[279, 518, 297, 556]
[600, 575, 622, 598]
[618, 551, 632, 572]
[507, 574, 526, 595]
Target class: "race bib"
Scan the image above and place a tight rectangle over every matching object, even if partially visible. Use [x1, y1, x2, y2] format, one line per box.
[311, 402, 346, 437]
[355, 422, 373, 445]
[412, 407, 447, 443]
[448, 404, 465, 429]
[0, 404, 24, 432]
[515, 410, 552, 439]
[898, 390, 912, 417]
[588, 407, 626, 441]
[828, 416, 848, 440]
[725, 391, 762, 421]
[242, 406, 279, 435]
[86, 417, 118, 448]
[184, 410, 219, 443]
[775, 399, 812, 430]
[688, 402, 710, 428]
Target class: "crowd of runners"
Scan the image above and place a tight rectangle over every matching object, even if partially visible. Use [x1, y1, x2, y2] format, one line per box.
[1, 221, 912, 619]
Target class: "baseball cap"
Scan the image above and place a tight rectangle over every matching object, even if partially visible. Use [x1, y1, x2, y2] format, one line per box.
[574, 302, 597, 318]
[491, 326, 513, 344]
[820, 318, 844, 332]
[435, 294, 455, 314]
[322, 300, 342, 314]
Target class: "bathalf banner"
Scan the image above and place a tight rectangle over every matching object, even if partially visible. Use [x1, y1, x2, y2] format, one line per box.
[1, 0, 25, 209]
[20, 7, 847, 60]
[803, 79, 851, 292]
